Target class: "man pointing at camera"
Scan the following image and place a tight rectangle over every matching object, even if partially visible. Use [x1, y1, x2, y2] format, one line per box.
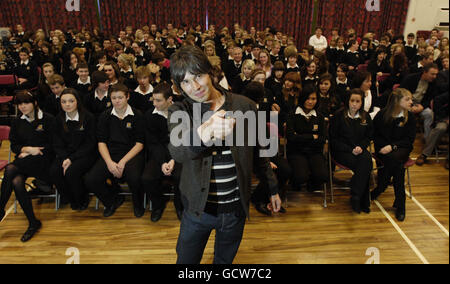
[168, 45, 281, 264]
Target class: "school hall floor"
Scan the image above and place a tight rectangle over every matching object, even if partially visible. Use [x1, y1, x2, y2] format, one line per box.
[0, 135, 448, 264]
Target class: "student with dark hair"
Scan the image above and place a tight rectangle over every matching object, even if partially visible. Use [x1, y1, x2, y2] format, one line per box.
[335, 63, 352, 102]
[50, 88, 97, 211]
[371, 88, 416, 222]
[316, 73, 342, 118]
[286, 88, 328, 192]
[168, 45, 281, 264]
[344, 40, 360, 71]
[330, 89, 373, 213]
[85, 84, 145, 218]
[301, 60, 319, 91]
[103, 61, 123, 86]
[141, 82, 183, 222]
[15, 47, 39, 90]
[44, 74, 66, 116]
[265, 60, 285, 101]
[351, 71, 381, 119]
[0, 91, 55, 242]
[72, 62, 92, 100]
[84, 71, 112, 118]
[36, 63, 55, 108]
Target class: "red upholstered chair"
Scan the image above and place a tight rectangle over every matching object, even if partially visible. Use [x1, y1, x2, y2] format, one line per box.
[357, 64, 368, 72]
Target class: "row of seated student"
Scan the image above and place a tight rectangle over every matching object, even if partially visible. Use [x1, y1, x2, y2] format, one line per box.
[1, 58, 448, 243]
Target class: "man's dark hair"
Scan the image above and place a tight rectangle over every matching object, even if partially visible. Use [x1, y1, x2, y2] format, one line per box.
[170, 45, 214, 94]
[109, 83, 129, 96]
[153, 82, 173, 100]
[423, 63, 439, 73]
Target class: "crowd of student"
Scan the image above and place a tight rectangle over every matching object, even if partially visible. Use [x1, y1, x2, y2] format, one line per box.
[0, 23, 448, 243]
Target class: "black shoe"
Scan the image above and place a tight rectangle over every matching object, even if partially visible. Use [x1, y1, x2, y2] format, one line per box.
[370, 189, 382, 201]
[0, 210, 5, 222]
[103, 195, 125, 218]
[134, 207, 145, 218]
[254, 203, 272, 216]
[78, 197, 90, 211]
[361, 207, 371, 214]
[21, 220, 42, 242]
[279, 206, 287, 214]
[151, 208, 165, 222]
[445, 160, 449, 170]
[351, 198, 361, 214]
[395, 209, 406, 222]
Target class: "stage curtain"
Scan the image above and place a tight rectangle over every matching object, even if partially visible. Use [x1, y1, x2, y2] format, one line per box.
[207, 0, 315, 48]
[99, 0, 206, 36]
[316, 0, 410, 39]
[0, 0, 98, 33]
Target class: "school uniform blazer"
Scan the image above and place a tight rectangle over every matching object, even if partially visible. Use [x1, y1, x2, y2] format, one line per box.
[373, 109, 416, 153]
[52, 111, 97, 161]
[14, 60, 39, 89]
[286, 109, 326, 156]
[9, 112, 56, 158]
[144, 110, 171, 165]
[329, 110, 373, 153]
[167, 89, 278, 219]
[400, 72, 437, 109]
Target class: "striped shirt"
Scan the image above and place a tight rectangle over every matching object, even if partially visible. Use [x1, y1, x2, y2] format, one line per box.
[205, 147, 241, 215]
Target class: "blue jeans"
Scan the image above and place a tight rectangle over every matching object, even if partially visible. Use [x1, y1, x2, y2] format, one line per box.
[176, 209, 246, 264]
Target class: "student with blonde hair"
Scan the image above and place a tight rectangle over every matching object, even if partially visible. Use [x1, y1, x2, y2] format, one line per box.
[231, 59, 255, 94]
[371, 88, 416, 221]
[117, 53, 137, 89]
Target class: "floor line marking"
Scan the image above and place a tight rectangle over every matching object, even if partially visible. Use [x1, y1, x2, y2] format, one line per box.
[0, 204, 15, 224]
[405, 190, 449, 237]
[374, 200, 429, 264]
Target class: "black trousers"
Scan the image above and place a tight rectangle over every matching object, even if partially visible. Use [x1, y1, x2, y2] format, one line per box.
[288, 152, 328, 188]
[374, 148, 410, 211]
[251, 155, 292, 204]
[141, 159, 183, 211]
[50, 156, 96, 207]
[333, 150, 373, 209]
[85, 153, 144, 209]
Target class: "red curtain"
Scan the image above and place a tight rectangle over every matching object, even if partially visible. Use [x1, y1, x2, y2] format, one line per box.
[317, 0, 410, 39]
[0, 0, 98, 33]
[99, 0, 206, 36]
[207, 0, 315, 48]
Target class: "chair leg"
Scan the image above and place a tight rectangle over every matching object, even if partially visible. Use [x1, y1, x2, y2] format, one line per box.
[55, 189, 59, 211]
[143, 193, 147, 209]
[323, 183, 327, 208]
[328, 156, 334, 204]
[14, 199, 17, 214]
[95, 198, 99, 210]
[406, 167, 412, 198]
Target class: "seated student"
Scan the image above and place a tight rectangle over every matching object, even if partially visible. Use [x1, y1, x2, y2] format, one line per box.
[36, 63, 55, 108]
[286, 88, 328, 191]
[404, 33, 418, 66]
[0, 91, 56, 242]
[270, 41, 284, 64]
[309, 27, 328, 53]
[371, 88, 416, 222]
[62, 52, 80, 88]
[359, 37, 373, 64]
[344, 40, 360, 72]
[72, 62, 92, 100]
[103, 61, 123, 86]
[400, 63, 439, 139]
[284, 47, 301, 74]
[265, 61, 285, 101]
[330, 89, 373, 213]
[151, 53, 171, 83]
[129, 66, 154, 113]
[85, 83, 145, 218]
[256, 49, 273, 79]
[132, 41, 151, 67]
[92, 51, 108, 72]
[316, 73, 342, 119]
[248, 69, 281, 114]
[231, 59, 255, 94]
[333, 37, 347, 68]
[301, 60, 319, 91]
[43, 74, 66, 116]
[409, 51, 434, 74]
[242, 82, 291, 216]
[141, 83, 183, 222]
[117, 53, 138, 90]
[335, 63, 352, 102]
[84, 71, 112, 118]
[351, 71, 381, 119]
[410, 42, 427, 70]
[165, 35, 178, 57]
[15, 47, 39, 90]
[279, 71, 302, 125]
[50, 89, 97, 211]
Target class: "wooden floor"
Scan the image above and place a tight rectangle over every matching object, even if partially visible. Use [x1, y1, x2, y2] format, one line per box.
[0, 136, 448, 264]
